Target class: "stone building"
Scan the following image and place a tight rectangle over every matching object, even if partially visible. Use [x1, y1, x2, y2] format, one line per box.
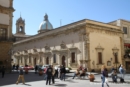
[109, 19, 130, 71]
[0, 0, 15, 71]
[12, 14, 124, 71]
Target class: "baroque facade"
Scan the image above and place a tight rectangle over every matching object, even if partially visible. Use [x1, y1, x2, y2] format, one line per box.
[12, 14, 124, 71]
[109, 19, 130, 71]
[0, 0, 15, 71]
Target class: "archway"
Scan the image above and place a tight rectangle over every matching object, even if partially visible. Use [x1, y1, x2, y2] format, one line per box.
[62, 56, 66, 66]
[46, 57, 49, 64]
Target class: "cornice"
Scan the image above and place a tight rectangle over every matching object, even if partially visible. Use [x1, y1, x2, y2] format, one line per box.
[0, 5, 15, 12]
[86, 23, 123, 36]
[14, 21, 86, 45]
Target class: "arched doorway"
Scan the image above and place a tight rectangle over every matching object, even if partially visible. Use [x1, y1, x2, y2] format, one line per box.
[46, 57, 49, 64]
[62, 56, 66, 66]
[34, 58, 36, 66]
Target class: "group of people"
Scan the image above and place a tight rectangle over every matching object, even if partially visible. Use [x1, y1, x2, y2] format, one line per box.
[44, 65, 66, 85]
[12, 64, 19, 72]
[101, 64, 126, 87]
[72, 66, 87, 79]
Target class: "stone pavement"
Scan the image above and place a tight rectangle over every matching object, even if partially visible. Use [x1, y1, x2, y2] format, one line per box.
[0, 71, 130, 87]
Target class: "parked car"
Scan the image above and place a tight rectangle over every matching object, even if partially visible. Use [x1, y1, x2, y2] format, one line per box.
[54, 65, 70, 73]
[38, 65, 49, 71]
[20, 65, 34, 70]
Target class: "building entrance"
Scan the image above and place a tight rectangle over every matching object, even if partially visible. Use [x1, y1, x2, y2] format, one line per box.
[62, 56, 66, 66]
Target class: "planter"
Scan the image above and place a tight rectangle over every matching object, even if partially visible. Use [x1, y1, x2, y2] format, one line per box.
[88, 74, 95, 82]
[39, 70, 43, 76]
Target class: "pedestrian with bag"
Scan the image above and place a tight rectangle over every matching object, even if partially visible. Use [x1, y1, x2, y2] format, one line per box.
[101, 65, 109, 87]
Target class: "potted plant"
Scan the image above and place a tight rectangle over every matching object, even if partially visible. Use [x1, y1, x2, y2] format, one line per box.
[38, 68, 43, 76]
[88, 74, 95, 82]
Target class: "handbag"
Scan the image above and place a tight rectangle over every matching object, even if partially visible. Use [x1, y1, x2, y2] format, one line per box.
[105, 78, 108, 83]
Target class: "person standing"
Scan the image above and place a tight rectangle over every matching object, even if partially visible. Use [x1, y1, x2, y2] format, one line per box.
[60, 65, 66, 81]
[101, 65, 109, 87]
[35, 65, 38, 74]
[46, 65, 52, 85]
[1, 66, 5, 78]
[16, 67, 25, 84]
[58, 65, 61, 79]
[12, 64, 15, 72]
[119, 65, 126, 82]
[51, 65, 55, 84]
[16, 64, 19, 72]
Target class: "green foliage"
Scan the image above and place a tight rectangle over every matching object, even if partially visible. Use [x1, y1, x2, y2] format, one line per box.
[125, 49, 130, 54]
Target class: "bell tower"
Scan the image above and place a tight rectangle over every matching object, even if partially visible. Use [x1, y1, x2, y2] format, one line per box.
[15, 16, 25, 35]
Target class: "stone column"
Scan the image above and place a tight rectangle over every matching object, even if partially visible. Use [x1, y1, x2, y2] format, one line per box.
[31, 56, 34, 66]
[66, 55, 68, 67]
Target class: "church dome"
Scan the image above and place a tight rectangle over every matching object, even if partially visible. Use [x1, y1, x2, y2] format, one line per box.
[39, 14, 53, 30]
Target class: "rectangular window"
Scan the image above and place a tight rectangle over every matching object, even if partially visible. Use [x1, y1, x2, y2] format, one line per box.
[71, 52, 75, 63]
[123, 27, 127, 34]
[53, 54, 56, 63]
[98, 52, 102, 64]
[0, 28, 7, 41]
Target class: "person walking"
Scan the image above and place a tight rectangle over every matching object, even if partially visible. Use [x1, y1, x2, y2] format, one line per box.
[51, 65, 55, 84]
[1, 66, 5, 78]
[60, 65, 66, 81]
[101, 65, 109, 87]
[16, 67, 25, 84]
[46, 65, 52, 85]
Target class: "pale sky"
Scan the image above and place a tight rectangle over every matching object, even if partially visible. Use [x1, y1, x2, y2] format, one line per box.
[13, 0, 130, 35]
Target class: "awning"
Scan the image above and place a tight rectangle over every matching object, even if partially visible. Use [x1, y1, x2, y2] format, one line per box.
[124, 44, 130, 48]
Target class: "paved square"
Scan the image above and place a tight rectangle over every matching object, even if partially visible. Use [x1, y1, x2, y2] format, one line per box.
[0, 72, 130, 87]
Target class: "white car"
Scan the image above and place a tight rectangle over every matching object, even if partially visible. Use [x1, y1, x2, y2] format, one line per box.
[54, 65, 70, 73]
[39, 65, 49, 70]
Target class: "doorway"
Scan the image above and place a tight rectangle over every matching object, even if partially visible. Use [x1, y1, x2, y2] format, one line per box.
[46, 57, 49, 64]
[125, 61, 130, 70]
[62, 56, 66, 66]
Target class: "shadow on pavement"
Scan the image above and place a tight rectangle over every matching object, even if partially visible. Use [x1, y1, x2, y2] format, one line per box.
[54, 83, 67, 87]
[0, 72, 45, 86]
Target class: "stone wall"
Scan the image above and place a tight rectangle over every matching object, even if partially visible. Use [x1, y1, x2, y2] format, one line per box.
[0, 42, 13, 72]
